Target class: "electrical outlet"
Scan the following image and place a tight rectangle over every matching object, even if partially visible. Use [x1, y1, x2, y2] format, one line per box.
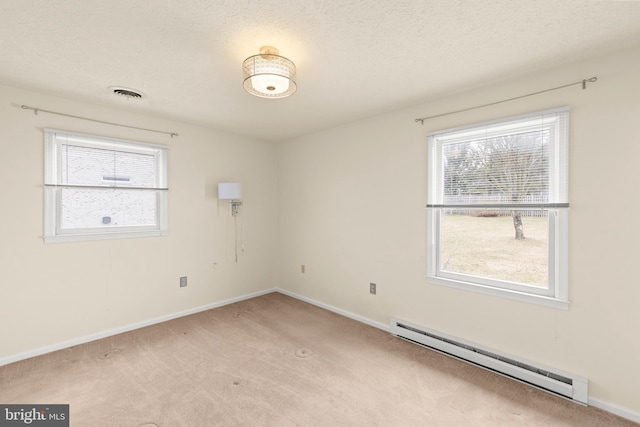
[370, 282, 376, 295]
[301, 264, 305, 273]
[180, 276, 187, 287]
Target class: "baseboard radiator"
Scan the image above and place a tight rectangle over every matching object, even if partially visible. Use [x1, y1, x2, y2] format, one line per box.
[390, 318, 588, 404]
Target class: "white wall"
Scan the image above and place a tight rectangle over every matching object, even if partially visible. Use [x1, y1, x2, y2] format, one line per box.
[277, 46, 640, 414]
[0, 85, 278, 360]
[2, 46, 639, 418]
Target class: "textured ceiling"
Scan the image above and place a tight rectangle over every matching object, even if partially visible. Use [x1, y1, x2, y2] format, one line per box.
[1, 1, 640, 141]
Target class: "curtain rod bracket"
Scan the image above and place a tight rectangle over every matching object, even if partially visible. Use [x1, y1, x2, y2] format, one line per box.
[22, 105, 38, 115]
[582, 76, 597, 89]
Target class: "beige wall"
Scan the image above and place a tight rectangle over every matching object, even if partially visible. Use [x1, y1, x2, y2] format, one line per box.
[277, 46, 640, 413]
[0, 85, 278, 359]
[1, 46, 639, 416]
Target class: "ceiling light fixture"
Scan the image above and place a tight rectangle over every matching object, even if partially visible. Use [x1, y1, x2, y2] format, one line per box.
[242, 46, 296, 99]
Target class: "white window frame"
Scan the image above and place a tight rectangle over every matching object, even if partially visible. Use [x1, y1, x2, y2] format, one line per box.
[426, 108, 569, 309]
[44, 129, 168, 243]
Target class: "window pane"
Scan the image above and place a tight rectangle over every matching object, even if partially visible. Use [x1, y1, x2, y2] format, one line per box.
[44, 129, 168, 242]
[60, 188, 157, 229]
[61, 144, 156, 188]
[440, 209, 549, 288]
[442, 130, 549, 202]
[427, 108, 568, 305]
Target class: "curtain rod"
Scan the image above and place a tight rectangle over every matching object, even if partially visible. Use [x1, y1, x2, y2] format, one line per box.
[414, 77, 597, 125]
[21, 105, 179, 138]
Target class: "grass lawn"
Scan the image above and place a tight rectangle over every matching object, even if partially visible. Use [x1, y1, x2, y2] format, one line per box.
[441, 214, 548, 287]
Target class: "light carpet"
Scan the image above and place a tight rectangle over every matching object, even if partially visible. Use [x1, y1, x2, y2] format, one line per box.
[0, 292, 636, 426]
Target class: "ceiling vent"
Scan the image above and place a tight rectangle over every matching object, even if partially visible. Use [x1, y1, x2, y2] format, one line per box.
[109, 86, 145, 100]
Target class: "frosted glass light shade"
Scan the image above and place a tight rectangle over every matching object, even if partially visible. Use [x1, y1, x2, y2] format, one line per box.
[250, 73, 290, 95]
[218, 183, 242, 200]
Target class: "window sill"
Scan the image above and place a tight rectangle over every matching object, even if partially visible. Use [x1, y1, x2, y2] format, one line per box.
[426, 275, 569, 310]
[44, 229, 168, 244]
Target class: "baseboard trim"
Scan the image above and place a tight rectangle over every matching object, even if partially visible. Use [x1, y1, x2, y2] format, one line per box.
[275, 288, 640, 424]
[588, 397, 640, 424]
[3, 287, 639, 424]
[275, 288, 390, 333]
[0, 288, 277, 367]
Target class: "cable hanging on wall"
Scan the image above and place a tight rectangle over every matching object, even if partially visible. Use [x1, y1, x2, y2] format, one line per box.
[20, 105, 178, 137]
[414, 77, 597, 125]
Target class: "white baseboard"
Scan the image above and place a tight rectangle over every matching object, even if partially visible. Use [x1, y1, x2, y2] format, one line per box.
[0, 288, 277, 367]
[588, 397, 640, 424]
[2, 287, 639, 424]
[275, 288, 390, 332]
[276, 288, 640, 424]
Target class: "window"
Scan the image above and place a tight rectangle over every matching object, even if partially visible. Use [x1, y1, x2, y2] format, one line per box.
[44, 129, 168, 243]
[427, 108, 569, 308]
